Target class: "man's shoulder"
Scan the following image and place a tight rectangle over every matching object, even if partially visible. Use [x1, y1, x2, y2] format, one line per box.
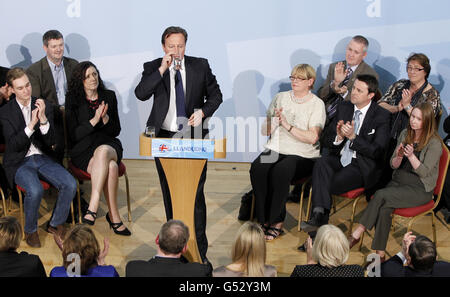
[357, 61, 378, 77]
[63, 56, 79, 66]
[27, 57, 48, 73]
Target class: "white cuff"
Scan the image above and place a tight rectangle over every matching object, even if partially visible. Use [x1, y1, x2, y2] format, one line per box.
[39, 122, 50, 135]
[24, 127, 34, 138]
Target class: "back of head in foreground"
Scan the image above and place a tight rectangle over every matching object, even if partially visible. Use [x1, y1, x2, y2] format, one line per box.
[231, 221, 267, 277]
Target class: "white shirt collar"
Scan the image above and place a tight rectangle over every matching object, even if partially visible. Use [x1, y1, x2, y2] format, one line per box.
[354, 100, 372, 117]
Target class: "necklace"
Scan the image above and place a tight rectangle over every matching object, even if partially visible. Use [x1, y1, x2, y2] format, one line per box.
[290, 91, 311, 104]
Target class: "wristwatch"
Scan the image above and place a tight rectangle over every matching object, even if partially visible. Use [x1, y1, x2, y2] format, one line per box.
[405, 104, 413, 111]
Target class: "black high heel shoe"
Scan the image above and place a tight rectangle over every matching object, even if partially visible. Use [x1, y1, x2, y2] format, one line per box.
[106, 212, 131, 236]
[82, 210, 97, 226]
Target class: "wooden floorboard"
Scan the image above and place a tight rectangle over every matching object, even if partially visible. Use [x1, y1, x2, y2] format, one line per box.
[7, 159, 450, 277]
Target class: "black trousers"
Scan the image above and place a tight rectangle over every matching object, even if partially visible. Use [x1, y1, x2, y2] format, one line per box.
[154, 129, 208, 261]
[311, 154, 364, 211]
[250, 150, 314, 225]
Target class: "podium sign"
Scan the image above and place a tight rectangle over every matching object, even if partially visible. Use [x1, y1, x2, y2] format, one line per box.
[139, 134, 226, 263]
[151, 138, 215, 159]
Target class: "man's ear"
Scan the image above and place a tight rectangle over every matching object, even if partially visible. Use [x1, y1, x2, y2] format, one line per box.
[155, 234, 159, 245]
[181, 244, 188, 254]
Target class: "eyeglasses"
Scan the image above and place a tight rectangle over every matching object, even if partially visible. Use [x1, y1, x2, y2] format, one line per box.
[407, 66, 424, 73]
[289, 76, 307, 82]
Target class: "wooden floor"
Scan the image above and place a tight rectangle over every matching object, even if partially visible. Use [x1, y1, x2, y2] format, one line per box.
[8, 159, 450, 277]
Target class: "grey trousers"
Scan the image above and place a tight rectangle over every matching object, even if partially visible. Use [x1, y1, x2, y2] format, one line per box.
[359, 177, 432, 251]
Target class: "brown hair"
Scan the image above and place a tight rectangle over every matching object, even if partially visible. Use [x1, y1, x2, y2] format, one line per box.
[62, 225, 100, 275]
[407, 53, 431, 79]
[0, 216, 21, 252]
[43, 30, 64, 46]
[404, 102, 439, 151]
[6, 67, 27, 87]
[161, 26, 188, 45]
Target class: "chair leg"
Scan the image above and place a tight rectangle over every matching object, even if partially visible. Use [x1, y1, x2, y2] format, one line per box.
[298, 184, 305, 232]
[348, 196, 363, 238]
[305, 187, 312, 222]
[0, 188, 6, 217]
[70, 201, 75, 226]
[432, 212, 437, 245]
[17, 188, 24, 240]
[250, 193, 255, 221]
[124, 172, 132, 222]
[76, 180, 82, 224]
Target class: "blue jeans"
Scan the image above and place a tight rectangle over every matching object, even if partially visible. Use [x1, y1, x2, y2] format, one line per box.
[15, 154, 77, 234]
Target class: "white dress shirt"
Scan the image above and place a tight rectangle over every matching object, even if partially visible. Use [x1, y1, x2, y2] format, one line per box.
[17, 100, 50, 157]
[161, 58, 186, 132]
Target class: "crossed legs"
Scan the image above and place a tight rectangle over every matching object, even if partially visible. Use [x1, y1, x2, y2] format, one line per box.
[84, 145, 127, 232]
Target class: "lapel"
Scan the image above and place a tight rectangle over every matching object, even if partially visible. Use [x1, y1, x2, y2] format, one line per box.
[348, 61, 366, 88]
[358, 100, 376, 135]
[184, 56, 194, 110]
[12, 99, 27, 130]
[63, 57, 73, 83]
[41, 58, 56, 93]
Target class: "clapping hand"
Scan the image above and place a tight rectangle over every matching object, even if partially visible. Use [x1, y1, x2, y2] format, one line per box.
[306, 236, 315, 264]
[400, 89, 412, 107]
[403, 143, 415, 158]
[101, 102, 109, 125]
[341, 121, 356, 140]
[401, 231, 416, 259]
[35, 99, 47, 124]
[274, 108, 288, 129]
[396, 143, 405, 158]
[97, 237, 110, 266]
[334, 62, 347, 85]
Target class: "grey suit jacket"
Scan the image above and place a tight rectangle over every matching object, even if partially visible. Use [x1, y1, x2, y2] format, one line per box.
[318, 60, 379, 104]
[26, 56, 78, 106]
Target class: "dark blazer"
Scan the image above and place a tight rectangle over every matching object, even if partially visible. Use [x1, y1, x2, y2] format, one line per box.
[381, 255, 450, 277]
[126, 256, 212, 277]
[0, 98, 55, 187]
[322, 100, 391, 190]
[26, 56, 78, 106]
[0, 250, 46, 277]
[65, 89, 121, 159]
[290, 264, 365, 277]
[135, 55, 222, 137]
[318, 60, 379, 104]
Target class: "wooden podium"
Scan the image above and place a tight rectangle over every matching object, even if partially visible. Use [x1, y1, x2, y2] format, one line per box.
[139, 133, 226, 263]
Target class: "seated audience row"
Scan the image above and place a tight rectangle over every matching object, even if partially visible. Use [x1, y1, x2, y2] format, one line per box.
[1, 216, 449, 277]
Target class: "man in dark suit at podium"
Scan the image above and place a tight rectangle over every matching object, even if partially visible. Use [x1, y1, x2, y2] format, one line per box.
[135, 26, 223, 263]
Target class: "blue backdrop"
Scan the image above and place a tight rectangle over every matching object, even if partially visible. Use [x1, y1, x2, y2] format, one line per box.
[1, 0, 449, 162]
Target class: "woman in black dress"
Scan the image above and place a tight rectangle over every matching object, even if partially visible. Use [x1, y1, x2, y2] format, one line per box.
[66, 61, 130, 236]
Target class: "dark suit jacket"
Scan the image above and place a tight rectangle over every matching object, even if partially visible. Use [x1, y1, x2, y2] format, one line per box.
[0, 98, 55, 187]
[322, 100, 390, 190]
[0, 250, 46, 277]
[126, 256, 212, 277]
[65, 89, 122, 159]
[318, 60, 379, 104]
[26, 56, 78, 106]
[135, 55, 222, 137]
[381, 254, 450, 277]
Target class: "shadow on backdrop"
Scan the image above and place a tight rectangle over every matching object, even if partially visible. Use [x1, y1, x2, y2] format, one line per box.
[213, 70, 266, 162]
[270, 49, 323, 98]
[65, 33, 91, 61]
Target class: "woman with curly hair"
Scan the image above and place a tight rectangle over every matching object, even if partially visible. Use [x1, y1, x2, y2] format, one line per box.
[65, 61, 130, 236]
